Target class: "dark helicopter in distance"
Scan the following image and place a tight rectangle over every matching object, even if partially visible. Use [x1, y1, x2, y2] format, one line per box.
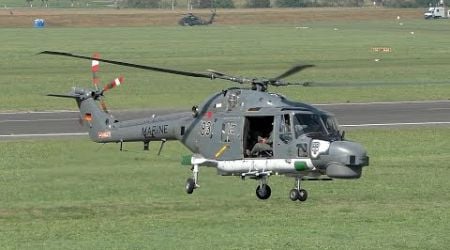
[178, 10, 216, 26]
[41, 51, 369, 202]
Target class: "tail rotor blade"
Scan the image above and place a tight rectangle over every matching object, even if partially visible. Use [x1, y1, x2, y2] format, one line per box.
[103, 76, 124, 92]
[100, 99, 109, 113]
[92, 52, 100, 90]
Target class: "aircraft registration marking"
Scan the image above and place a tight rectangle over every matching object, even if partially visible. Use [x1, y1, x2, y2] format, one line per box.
[142, 124, 168, 138]
[200, 120, 212, 137]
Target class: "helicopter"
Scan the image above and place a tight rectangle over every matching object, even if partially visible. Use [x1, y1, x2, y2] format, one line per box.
[40, 51, 369, 202]
[178, 10, 216, 26]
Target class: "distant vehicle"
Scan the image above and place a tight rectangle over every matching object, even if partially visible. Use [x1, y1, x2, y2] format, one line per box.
[178, 11, 216, 26]
[424, 0, 449, 19]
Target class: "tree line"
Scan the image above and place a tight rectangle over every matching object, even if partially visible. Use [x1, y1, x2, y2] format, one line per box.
[24, 0, 447, 8]
[125, 0, 446, 8]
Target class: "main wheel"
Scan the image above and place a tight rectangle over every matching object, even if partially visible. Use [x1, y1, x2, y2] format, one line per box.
[298, 189, 308, 202]
[289, 189, 300, 201]
[185, 178, 195, 194]
[256, 184, 271, 200]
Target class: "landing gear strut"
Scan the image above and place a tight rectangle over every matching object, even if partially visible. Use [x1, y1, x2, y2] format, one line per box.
[185, 164, 200, 194]
[255, 177, 271, 200]
[289, 177, 308, 202]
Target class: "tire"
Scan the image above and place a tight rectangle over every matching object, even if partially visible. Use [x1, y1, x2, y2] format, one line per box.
[289, 189, 299, 201]
[256, 184, 271, 200]
[185, 178, 195, 194]
[298, 189, 308, 202]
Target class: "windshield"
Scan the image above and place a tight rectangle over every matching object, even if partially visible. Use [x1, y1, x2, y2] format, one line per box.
[293, 113, 327, 138]
[321, 114, 340, 137]
[292, 112, 341, 140]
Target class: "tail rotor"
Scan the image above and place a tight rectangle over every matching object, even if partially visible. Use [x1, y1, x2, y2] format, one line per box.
[90, 53, 124, 113]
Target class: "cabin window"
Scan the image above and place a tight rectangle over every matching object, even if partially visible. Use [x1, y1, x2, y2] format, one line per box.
[279, 114, 293, 143]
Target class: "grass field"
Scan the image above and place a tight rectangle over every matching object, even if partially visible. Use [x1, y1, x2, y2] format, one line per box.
[1, 7, 450, 250]
[1, 13, 450, 111]
[1, 128, 449, 249]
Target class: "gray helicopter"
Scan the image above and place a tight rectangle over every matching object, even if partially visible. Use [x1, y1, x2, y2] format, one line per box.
[178, 11, 216, 26]
[41, 51, 369, 202]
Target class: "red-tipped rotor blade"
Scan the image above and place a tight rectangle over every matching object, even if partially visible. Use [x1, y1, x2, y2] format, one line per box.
[100, 99, 109, 113]
[91, 53, 100, 72]
[92, 52, 100, 90]
[103, 76, 124, 92]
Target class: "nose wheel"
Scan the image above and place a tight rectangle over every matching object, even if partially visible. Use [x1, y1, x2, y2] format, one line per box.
[289, 177, 308, 202]
[289, 188, 308, 201]
[185, 164, 200, 194]
[185, 178, 196, 194]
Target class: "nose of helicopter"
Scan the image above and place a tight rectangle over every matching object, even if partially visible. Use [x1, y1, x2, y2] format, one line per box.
[323, 141, 369, 179]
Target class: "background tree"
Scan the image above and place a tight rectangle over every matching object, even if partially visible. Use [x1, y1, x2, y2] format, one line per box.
[276, 0, 307, 7]
[383, 0, 417, 7]
[125, 0, 162, 8]
[70, 0, 79, 7]
[246, 0, 270, 8]
[198, 0, 235, 8]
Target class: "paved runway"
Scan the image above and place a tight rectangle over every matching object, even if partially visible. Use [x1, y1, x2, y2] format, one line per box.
[1, 101, 450, 140]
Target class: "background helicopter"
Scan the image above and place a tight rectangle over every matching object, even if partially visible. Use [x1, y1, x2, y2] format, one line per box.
[178, 10, 216, 26]
[41, 51, 369, 202]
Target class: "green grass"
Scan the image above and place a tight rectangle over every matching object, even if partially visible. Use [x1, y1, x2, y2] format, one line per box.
[1, 20, 450, 111]
[1, 127, 450, 249]
[2, 10, 450, 250]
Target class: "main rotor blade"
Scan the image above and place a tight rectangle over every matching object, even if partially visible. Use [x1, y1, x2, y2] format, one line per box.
[47, 94, 77, 99]
[40, 51, 212, 79]
[271, 64, 315, 81]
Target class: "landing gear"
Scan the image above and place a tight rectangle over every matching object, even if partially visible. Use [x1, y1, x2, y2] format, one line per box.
[185, 178, 195, 194]
[256, 184, 271, 200]
[255, 177, 271, 200]
[289, 177, 308, 202]
[289, 188, 307, 201]
[185, 164, 200, 194]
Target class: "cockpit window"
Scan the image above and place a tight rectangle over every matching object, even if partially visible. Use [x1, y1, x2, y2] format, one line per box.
[278, 114, 293, 143]
[279, 114, 292, 134]
[321, 115, 340, 136]
[293, 113, 327, 138]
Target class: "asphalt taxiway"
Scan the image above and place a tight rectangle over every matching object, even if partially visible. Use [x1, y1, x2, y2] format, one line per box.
[1, 101, 449, 140]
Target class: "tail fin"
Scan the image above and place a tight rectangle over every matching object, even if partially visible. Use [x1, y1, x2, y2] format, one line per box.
[48, 88, 115, 142]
